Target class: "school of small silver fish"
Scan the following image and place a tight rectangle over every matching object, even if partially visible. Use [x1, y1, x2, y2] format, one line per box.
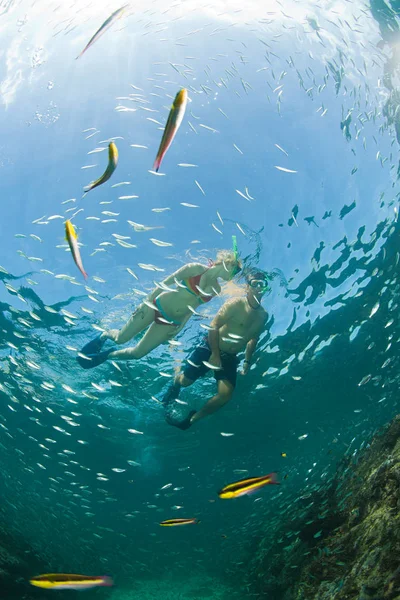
[0, 0, 398, 594]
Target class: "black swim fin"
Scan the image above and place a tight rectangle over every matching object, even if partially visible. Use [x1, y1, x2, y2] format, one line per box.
[165, 410, 197, 430]
[161, 381, 181, 406]
[76, 348, 114, 370]
[80, 334, 106, 356]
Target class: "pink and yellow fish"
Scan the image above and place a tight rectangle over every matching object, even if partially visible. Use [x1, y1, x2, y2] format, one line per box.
[160, 518, 199, 526]
[30, 573, 113, 591]
[65, 220, 88, 281]
[83, 141, 118, 195]
[76, 5, 128, 60]
[218, 473, 279, 499]
[153, 88, 188, 172]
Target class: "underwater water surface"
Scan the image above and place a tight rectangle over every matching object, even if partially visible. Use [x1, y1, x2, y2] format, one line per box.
[1, 0, 400, 598]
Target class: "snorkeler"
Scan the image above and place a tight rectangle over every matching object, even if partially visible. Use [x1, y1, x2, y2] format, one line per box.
[161, 269, 269, 430]
[76, 247, 242, 369]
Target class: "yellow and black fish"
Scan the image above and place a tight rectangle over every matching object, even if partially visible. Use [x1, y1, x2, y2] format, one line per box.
[218, 472, 279, 499]
[76, 5, 128, 59]
[160, 518, 199, 527]
[83, 142, 118, 195]
[65, 220, 87, 280]
[153, 89, 187, 172]
[30, 574, 113, 590]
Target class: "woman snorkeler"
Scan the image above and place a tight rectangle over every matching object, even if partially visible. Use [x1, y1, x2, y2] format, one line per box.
[77, 245, 242, 369]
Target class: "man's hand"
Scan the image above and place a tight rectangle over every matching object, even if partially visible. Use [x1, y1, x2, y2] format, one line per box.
[209, 353, 222, 370]
[241, 360, 250, 376]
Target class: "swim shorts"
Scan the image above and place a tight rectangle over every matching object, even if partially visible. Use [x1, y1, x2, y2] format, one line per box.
[182, 336, 239, 388]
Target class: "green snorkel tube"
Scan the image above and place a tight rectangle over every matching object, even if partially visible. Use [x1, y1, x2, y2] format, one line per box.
[232, 235, 238, 261]
[230, 236, 271, 293]
[230, 235, 241, 279]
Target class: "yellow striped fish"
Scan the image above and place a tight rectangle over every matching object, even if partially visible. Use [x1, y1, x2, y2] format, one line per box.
[160, 518, 199, 526]
[76, 5, 128, 59]
[153, 89, 188, 172]
[65, 220, 87, 281]
[84, 142, 118, 195]
[218, 473, 279, 499]
[30, 574, 113, 590]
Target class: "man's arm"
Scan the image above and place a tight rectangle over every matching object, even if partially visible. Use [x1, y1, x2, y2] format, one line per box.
[242, 314, 268, 375]
[207, 300, 238, 368]
[242, 338, 258, 375]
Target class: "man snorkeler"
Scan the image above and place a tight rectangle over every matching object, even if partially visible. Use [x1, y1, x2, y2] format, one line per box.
[161, 269, 269, 430]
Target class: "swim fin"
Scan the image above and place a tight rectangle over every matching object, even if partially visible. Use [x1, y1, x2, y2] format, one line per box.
[165, 410, 197, 430]
[80, 334, 106, 356]
[161, 381, 181, 406]
[76, 348, 114, 370]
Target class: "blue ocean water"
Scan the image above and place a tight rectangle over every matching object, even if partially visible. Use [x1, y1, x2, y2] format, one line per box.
[0, 0, 399, 598]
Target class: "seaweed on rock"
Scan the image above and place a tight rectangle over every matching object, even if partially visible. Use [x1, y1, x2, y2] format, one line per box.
[0, 527, 47, 600]
[245, 416, 400, 600]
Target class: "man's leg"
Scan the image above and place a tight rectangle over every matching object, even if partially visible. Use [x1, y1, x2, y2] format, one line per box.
[162, 339, 210, 406]
[163, 373, 197, 428]
[190, 379, 234, 425]
[162, 373, 194, 406]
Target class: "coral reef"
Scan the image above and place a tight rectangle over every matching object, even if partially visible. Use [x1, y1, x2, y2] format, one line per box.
[0, 527, 44, 600]
[245, 416, 400, 600]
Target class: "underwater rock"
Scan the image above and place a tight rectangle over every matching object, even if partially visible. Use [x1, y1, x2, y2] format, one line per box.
[0, 528, 46, 600]
[245, 415, 400, 600]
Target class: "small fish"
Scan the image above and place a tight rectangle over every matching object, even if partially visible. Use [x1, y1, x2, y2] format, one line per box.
[153, 89, 188, 172]
[65, 220, 87, 280]
[275, 143, 288, 156]
[84, 142, 118, 195]
[218, 473, 279, 499]
[275, 165, 297, 173]
[202, 360, 222, 370]
[128, 220, 164, 232]
[30, 574, 113, 590]
[150, 238, 173, 247]
[160, 518, 199, 526]
[76, 5, 128, 59]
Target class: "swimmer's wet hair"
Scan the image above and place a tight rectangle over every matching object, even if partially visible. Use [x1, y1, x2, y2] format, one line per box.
[215, 249, 236, 263]
[244, 268, 268, 284]
[215, 249, 242, 270]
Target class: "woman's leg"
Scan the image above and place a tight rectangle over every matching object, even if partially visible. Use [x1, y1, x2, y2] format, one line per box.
[109, 322, 177, 361]
[103, 304, 154, 345]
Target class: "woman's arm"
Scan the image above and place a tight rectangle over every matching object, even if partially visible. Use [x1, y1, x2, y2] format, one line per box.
[148, 263, 205, 301]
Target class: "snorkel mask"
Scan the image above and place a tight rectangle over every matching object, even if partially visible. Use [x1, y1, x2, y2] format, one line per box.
[249, 278, 271, 295]
[247, 268, 273, 296]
